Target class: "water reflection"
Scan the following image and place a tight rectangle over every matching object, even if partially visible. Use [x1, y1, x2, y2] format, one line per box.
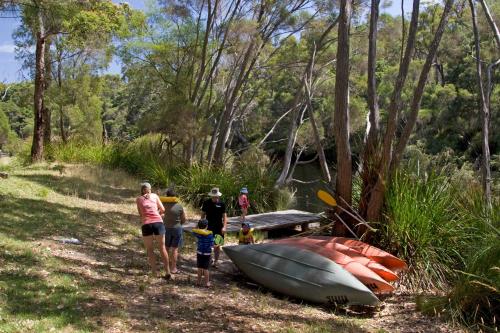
[289, 162, 332, 213]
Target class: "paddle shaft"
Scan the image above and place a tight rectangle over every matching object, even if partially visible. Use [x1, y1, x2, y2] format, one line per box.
[317, 190, 376, 232]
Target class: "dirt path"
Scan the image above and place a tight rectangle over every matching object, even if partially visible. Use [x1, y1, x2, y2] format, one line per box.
[0, 165, 463, 332]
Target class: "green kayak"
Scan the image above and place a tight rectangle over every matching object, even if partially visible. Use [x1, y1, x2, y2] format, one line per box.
[223, 243, 379, 306]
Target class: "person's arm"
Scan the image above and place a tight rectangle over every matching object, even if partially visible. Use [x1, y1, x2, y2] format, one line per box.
[136, 198, 144, 223]
[200, 200, 207, 220]
[136, 198, 143, 217]
[156, 195, 165, 215]
[180, 209, 186, 225]
[222, 213, 227, 234]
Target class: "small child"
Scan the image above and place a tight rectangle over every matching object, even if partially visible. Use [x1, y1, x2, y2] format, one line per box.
[238, 222, 255, 245]
[238, 187, 250, 221]
[192, 219, 214, 287]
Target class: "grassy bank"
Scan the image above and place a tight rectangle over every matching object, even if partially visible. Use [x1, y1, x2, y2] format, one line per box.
[1, 163, 425, 333]
[18, 138, 498, 330]
[43, 136, 294, 216]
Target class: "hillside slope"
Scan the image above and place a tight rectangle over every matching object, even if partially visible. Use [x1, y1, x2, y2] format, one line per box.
[0, 164, 461, 332]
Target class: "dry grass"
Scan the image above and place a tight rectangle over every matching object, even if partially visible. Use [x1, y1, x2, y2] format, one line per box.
[0, 163, 462, 332]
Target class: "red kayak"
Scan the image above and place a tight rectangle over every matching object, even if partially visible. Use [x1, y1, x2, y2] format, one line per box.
[273, 238, 395, 293]
[310, 236, 408, 272]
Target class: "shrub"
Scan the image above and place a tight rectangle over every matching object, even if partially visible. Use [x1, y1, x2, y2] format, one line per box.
[384, 172, 475, 289]
[385, 169, 499, 330]
[48, 137, 293, 216]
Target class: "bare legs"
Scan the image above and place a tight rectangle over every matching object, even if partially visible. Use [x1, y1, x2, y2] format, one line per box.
[240, 207, 248, 221]
[197, 268, 210, 287]
[213, 245, 221, 267]
[143, 235, 171, 278]
[167, 247, 179, 273]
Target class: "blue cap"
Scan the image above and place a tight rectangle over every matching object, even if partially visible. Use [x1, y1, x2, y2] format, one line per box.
[240, 187, 248, 194]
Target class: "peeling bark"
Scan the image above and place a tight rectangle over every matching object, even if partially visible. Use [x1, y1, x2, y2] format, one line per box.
[333, 0, 353, 206]
[469, 0, 492, 209]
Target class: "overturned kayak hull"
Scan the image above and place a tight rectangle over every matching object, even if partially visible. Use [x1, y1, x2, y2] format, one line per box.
[289, 237, 399, 281]
[223, 244, 379, 306]
[310, 236, 408, 272]
[273, 238, 395, 293]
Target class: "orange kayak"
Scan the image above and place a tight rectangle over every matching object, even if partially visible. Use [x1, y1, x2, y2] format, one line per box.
[301, 237, 399, 281]
[310, 236, 408, 272]
[273, 238, 395, 293]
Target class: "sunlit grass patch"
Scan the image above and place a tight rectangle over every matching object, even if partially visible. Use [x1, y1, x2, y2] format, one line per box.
[0, 234, 96, 333]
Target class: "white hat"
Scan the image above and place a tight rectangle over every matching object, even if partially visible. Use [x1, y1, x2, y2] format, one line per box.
[141, 182, 151, 189]
[208, 187, 222, 197]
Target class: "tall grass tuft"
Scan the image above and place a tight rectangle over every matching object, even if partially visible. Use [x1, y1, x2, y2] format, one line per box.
[417, 232, 499, 331]
[386, 170, 499, 330]
[384, 172, 476, 289]
[48, 136, 293, 216]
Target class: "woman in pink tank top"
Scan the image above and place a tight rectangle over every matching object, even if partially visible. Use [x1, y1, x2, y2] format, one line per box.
[136, 182, 172, 279]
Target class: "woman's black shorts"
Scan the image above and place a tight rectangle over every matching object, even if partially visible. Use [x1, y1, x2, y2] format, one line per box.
[141, 222, 166, 236]
[197, 253, 211, 269]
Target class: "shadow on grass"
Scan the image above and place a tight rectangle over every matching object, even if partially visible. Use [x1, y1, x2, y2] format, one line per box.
[17, 174, 136, 204]
[0, 270, 98, 331]
[0, 193, 147, 331]
[0, 170, 370, 332]
[0, 245, 100, 332]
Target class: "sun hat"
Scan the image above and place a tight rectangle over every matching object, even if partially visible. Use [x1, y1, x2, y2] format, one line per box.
[240, 187, 248, 194]
[208, 187, 222, 197]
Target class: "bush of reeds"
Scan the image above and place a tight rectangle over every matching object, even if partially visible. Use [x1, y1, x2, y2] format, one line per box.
[384, 169, 499, 330]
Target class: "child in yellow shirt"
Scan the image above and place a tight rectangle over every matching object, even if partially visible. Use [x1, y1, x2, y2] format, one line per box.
[238, 222, 255, 245]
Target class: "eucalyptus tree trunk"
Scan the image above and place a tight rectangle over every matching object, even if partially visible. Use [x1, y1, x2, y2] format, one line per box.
[101, 102, 108, 146]
[31, 11, 46, 162]
[275, 18, 338, 187]
[333, 0, 353, 207]
[359, 0, 381, 220]
[363, 0, 455, 221]
[305, 82, 331, 184]
[469, 0, 492, 209]
[363, 0, 421, 221]
[275, 96, 304, 188]
[56, 50, 67, 143]
[212, 0, 311, 166]
[42, 37, 52, 147]
[213, 38, 258, 165]
[391, 0, 455, 170]
[478, 0, 500, 50]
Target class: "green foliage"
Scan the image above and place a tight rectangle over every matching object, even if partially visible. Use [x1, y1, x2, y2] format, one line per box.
[385, 172, 470, 288]
[47, 141, 111, 164]
[417, 231, 499, 331]
[384, 167, 499, 330]
[0, 108, 13, 148]
[49, 136, 293, 216]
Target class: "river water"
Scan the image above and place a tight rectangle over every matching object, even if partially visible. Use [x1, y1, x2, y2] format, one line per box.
[289, 162, 332, 213]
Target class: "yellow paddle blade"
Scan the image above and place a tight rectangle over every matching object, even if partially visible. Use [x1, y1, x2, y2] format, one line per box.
[317, 190, 337, 207]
